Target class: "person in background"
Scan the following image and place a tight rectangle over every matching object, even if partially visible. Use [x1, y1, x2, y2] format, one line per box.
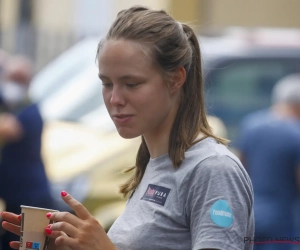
[0, 49, 11, 113]
[0, 55, 57, 250]
[2, 6, 254, 250]
[0, 49, 9, 80]
[0, 50, 9, 80]
[236, 73, 300, 250]
[0, 55, 31, 112]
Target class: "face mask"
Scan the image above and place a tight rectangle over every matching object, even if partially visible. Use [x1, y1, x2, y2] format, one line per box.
[0, 81, 28, 106]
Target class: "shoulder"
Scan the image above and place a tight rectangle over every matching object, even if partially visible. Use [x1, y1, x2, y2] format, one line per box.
[196, 154, 246, 181]
[284, 120, 300, 135]
[18, 103, 39, 114]
[16, 103, 43, 132]
[240, 109, 271, 131]
[185, 148, 254, 206]
[183, 138, 247, 178]
[182, 140, 254, 212]
[185, 137, 240, 163]
[17, 103, 41, 119]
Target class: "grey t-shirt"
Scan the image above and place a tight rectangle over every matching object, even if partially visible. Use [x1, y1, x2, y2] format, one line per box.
[108, 137, 254, 250]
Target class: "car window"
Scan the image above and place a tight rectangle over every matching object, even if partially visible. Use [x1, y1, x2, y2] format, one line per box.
[29, 38, 104, 123]
[205, 58, 300, 144]
[29, 38, 99, 102]
[38, 64, 103, 122]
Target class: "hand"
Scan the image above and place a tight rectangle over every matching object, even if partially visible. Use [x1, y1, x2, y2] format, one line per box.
[45, 191, 117, 250]
[0, 113, 23, 142]
[1, 212, 21, 249]
[1, 212, 68, 250]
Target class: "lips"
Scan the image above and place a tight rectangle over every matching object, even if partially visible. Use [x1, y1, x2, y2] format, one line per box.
[115, 115, 130, 118]
[112, 114, 133, 124]
[113, 114, 133, 118]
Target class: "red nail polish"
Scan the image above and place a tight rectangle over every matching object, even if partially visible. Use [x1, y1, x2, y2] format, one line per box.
[61, 191, 68, 197]
[45, 228, 52, 235]
[46, 224, 51, 229]
[46, 213, 52, 218]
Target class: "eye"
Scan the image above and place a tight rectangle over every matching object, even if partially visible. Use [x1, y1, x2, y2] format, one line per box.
[126, 83, 140, 88]
[102, 82, 113, 88]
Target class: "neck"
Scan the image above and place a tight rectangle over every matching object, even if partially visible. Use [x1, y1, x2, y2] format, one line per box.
[143, 130, 170, 159]
[143, 104, 179, 159]
[271, 104, 300, 120]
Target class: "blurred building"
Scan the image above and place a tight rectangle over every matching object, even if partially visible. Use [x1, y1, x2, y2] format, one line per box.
[199, 0, 300, 30]
[1, 0, 300, 70]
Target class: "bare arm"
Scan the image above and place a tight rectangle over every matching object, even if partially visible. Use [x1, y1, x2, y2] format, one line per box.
[0, 113, 23, 143]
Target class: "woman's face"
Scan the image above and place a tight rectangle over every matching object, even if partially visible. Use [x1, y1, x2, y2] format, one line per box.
[98, 39, 178, 139]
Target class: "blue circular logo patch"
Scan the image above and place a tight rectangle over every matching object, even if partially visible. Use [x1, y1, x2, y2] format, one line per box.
[210, 199, 233, 228]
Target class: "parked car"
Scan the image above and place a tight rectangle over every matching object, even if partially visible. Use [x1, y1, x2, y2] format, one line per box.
[29, 27, 300, 230]
[201, 27, 300, 145]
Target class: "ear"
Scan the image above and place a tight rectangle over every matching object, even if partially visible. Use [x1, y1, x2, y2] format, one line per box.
[169, 66, 186, 94]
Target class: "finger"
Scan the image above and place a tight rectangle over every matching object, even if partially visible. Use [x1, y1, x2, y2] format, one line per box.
[9, 241, 20, 249]
[48, 211, 82, 228]
[1, 212, 21, 226]
[45, 226, 69, 239]
[46, 222, 78, 238]
[54, 234, 77, 249]
[60, 191, 91, 220]
[2, 221, 21, 236]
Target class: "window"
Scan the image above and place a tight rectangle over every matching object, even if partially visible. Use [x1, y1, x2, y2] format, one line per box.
[205, 58, 300, 143]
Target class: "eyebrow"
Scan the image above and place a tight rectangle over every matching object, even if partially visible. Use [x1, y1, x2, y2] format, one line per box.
[98, 74, 107, 80]
[98, 74, 145, 81]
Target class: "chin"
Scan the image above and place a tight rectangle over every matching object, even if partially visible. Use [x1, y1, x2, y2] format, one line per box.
[116, 128, 141, 139]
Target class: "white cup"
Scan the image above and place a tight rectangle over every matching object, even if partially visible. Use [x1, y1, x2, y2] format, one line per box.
[19, 205, 58, 250]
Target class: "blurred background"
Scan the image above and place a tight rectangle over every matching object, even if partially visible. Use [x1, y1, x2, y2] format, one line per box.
[0, 0, 300, 233]
[1, 0, 300, 70]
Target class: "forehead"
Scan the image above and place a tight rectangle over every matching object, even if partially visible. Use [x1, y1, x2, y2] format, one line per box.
[98, 39, 154, 76]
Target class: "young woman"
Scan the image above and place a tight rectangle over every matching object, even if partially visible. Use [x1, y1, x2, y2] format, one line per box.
[1, 6, 254, 250]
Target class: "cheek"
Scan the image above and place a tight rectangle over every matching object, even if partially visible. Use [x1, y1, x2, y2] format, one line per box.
[134, 93, 158, 110]
[141, 83, 170, 104]
[102, 91, 111, 108]
[137, 90, 170, 115]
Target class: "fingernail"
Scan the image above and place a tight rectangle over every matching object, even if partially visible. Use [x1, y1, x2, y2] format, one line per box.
[17, 215, 21, 220]
[45, 228, 52, 235]
[46, 224, 51, 229]
[46, 213, 52, 218]
[61, 191, 68, 197]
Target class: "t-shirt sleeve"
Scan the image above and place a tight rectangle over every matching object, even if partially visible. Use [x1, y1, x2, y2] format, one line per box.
[185, 155, 254, 250]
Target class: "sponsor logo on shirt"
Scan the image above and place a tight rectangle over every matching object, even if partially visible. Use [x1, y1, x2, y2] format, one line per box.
[209, 199, 233, 228]
[212, 209, 232, 218]
[141, 184, 171, 206]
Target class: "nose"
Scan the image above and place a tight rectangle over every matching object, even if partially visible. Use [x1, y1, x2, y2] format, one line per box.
[110, 85, 125, 106]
